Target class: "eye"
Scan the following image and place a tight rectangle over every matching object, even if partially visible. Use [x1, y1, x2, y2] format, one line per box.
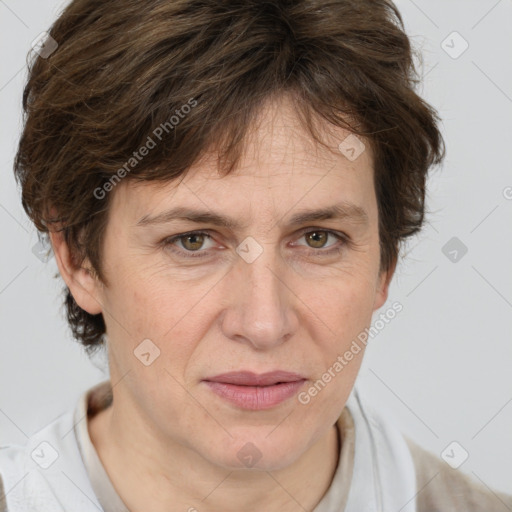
[163, 231, 215, 258]
[292, 228, 348, 256]
[301, 230, 335, 249]
[162, 228, 349, 259]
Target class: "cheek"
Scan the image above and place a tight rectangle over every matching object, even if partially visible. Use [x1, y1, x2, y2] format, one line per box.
[105, 267, 216, 371]
[300, 281, 374, 408]
[103, 254, 191, 329]
[303, 272, 377, 342]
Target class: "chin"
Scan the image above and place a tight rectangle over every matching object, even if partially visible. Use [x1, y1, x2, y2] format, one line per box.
[205, 429, 309, 472]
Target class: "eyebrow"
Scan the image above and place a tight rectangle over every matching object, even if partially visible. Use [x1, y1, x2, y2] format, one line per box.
[135, 201, 369, 230]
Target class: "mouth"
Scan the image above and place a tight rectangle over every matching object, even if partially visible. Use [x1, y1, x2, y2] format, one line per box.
[202, 371, 306, 410]
[204, 370, 306, 386]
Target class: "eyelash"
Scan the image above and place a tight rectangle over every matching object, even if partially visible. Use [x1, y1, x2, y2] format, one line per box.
[161, 228, 350, 259]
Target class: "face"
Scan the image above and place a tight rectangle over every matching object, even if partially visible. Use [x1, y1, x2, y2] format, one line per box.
[65, 95, 393, 471]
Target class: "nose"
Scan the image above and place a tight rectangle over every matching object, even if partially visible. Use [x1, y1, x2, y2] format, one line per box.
[219, 246, 298, 351]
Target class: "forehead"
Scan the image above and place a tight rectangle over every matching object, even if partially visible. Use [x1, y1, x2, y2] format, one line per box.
[111, 95, 375, 225]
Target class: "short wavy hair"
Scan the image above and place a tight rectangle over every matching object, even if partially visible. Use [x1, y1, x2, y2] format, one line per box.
[14, 0, 445, 354]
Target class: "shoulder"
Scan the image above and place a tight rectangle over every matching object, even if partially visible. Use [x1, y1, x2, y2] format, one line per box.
[0, 411, 74, 512]
[0, 404, 102, 512]
[405, 436, 512, 512]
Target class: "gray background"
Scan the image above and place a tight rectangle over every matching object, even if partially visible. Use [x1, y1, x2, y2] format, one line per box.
[1, 0, 511, 496]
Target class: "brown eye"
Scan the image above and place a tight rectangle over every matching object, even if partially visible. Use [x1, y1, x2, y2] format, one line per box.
[305, 230, 329, 249]
[163, 231, 215, 258]
[180, 233, 206, 251]
[292, 228, 348, 258]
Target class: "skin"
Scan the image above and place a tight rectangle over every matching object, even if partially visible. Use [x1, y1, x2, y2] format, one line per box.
[51, 94, 396, 512]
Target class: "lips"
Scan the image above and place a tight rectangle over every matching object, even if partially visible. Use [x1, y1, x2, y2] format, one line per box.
[203, 371, 307, 410]
[204, 370, 305, 386]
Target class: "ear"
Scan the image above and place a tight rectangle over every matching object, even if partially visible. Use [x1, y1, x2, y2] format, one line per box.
[49, 229, 104, 315]
[373, 256, 397, 311]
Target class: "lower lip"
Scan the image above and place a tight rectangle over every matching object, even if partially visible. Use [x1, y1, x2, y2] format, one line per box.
[203, 380, 306, 410]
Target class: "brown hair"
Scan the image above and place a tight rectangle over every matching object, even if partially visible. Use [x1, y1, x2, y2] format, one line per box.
[14, 0, 445, 353]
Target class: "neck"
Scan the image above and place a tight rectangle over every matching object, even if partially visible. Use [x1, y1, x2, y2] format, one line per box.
[88, 399, 340, 512]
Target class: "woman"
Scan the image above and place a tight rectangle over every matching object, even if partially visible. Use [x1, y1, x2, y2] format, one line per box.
[1, 0, 510, 510]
